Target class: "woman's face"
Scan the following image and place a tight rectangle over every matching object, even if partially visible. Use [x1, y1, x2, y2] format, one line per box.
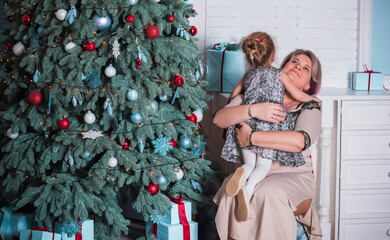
[283, 54, 312, 92]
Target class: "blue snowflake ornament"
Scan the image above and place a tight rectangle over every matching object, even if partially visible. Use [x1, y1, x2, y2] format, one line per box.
[191, 139, 206, 157]
[60, 221, 82, 237]
[88, 70, 101, 88]
[152, 135, 173, 155]
[191, 180, 203, 193]
[149, 211, 164, 224]
[66, 6, 77, 24]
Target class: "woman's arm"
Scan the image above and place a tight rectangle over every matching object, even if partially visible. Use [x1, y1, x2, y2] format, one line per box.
[235, 107, 322, 152]
[213, 95, 287, 128]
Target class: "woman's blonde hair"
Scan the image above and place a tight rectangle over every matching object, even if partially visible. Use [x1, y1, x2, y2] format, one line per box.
[280, 49, 322, 95]
[241, 32, 275, 67]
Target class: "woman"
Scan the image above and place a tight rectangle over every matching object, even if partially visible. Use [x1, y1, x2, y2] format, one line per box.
[213, 49, 323, 240]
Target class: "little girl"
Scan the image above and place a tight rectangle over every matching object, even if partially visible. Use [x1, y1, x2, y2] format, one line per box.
[221, 32, 320, 221]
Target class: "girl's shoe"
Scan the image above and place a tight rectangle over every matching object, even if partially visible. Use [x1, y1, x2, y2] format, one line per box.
[236, 188, 249, 221]
[226, 167, 245, 196]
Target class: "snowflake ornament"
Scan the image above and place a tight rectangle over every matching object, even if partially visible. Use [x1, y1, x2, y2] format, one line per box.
[112, 39, 120, 60]
[149, 211, 164, 224]
[152, 135, 173, 155]
[191, 139, 206, 157]
[82, 130, 103, 139]
[59, 221, 82, 237]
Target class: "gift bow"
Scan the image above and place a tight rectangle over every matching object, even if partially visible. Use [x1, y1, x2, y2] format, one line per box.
[364, 65, 380, 91]
[168, 196, 190, 240]
[213, 42, 236, 51]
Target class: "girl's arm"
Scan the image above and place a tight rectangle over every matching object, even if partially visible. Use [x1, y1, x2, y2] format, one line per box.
[235, 107, 322, 152]
[229, 76, 245, 100]
[213, 95, 286, 129]
[280, 71, 320, 104]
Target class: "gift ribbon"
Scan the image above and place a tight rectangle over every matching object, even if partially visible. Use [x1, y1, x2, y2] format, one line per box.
[29, 227, 55, 240]
[213, 42, 236, 92]
[151, 223, 157, 237]
[75, 217, 82, 240]
[168, 196, 190, 240]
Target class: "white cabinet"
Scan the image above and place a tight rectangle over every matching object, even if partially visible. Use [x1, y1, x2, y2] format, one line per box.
[337, 99, 390, 240]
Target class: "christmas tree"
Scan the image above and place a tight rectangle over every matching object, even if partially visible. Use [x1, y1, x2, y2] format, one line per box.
[0, 0, 214, 238]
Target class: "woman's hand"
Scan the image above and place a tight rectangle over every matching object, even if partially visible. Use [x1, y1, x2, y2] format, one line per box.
[251, 103, 287, 123]
[235, 122, 253, 147]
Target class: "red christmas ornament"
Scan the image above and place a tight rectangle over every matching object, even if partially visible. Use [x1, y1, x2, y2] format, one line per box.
[56, 36, 60, 40]
[122, 139, 131, 150]
[22, 14, 31, 25]
[186, 15, 190, 18]
[136, 65, 140, 69]
[152, 57, 157, 63]
[170, 139, 177, 148]
[191, 9, 196, 13]
[84, 41, 96, 51]
[166, 15, 175, 23]
[187, 114, 197, 123]
[28, 91, 42, 105]
[126, 14, 135, 23]
[173, 75, 184, 87]
[189, 26, 197, 36]
[145, 25, 159, 39]
[58, 116, 70, 130]
[145, 183, 159, 195]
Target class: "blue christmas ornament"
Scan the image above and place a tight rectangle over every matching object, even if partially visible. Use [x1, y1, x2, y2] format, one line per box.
[148, 100, 159, 114]
[88, 70, 101, 88]
[152, 135, 173, 155]
[180, 137, 192, 149]
[69, 156, 74, 167]
[103, 98, 110, 110]
[199, 64, 204, 75]
[107, 104, 113, 116]
[81, 74, 87, 81]
[131, 112, 143, 124]
[138, 139, 145, 153]
[159, 95, 168, 101]
[81, 152, 91, 159]
[126, 89, 139, 101]
[129, 0, 138, 5]
[191, 180, 203, 193]
[93, 14, 112, 31]
[72, 96, 77, 107]
[191, 139, 206, 157]
[65, 6, 77, 24]
[157, 175, 169, 187]
[33, 70, 40, 83]
[48, 91, 52, 113]
[195, 70, 200, 80]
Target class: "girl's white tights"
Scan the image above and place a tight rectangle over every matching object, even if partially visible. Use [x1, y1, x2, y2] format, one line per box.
[241, 149, 272, 199]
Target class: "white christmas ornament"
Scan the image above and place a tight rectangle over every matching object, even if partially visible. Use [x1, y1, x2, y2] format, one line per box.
[192, 110, 203, 122]
[112, 39, 120, 60]
[154, 0, 161, 2]
[56, 9, 67, 21]
[104, 64, 116, 77]
[12, 42, 25, 56]
[64, 42, 76, 53]
[84, 111, 96, 124]
[108, 156, 118, 167]
[7, 128, 19, 139]
[175, 168, 184, 180]
[82, 130, 103, 139]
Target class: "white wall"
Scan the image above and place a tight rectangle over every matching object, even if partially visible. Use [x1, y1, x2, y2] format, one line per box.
[192, 0, 359, 89]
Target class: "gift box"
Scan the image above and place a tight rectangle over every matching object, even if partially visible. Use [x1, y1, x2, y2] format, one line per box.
[54, 219, 94, 240]
[19, 229, 61, 240]
[1, 204, 36, 240]
[161, 201, 192, 225]
[146, 221, 198, 240]
[350, 70, 384, 91]
[206, 43, 246, 93]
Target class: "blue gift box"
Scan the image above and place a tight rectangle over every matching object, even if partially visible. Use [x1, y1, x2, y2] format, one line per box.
[19, 229, 61, 240]
[161, 201, 192, 225]
[146, 221, 198, 240]
[350, 71, 384, 91]
[11, 212, 36, 237]
[206, 44, 246, 93]
[54, 219, 94, 240]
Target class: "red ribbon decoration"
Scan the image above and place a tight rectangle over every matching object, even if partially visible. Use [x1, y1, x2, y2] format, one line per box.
[75, 217, 82, 240]
[29, 227, 55, 240]
[213, 43, 235, 92]
[352, 65, 380, 91]
[168, 196, 190, 240]
[152, 223, 157, 237]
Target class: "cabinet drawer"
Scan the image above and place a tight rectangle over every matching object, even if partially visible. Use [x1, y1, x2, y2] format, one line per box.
[342, 101, 390, 130]
[339, 218, 390, 240]
[341, 160, 390, 189]
[341, 130, 390, 160]
[340, 189, 390, 219]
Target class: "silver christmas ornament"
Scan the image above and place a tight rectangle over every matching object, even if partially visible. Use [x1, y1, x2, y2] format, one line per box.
[108, 156, 118, 167]
[12, 42, 25, 56]
[92, 14, 112, 31]
[56, 9, 67, 21]
[64, 42, 76, 53]
[104, 64, 116, 77]
[84, 111, 96, 124]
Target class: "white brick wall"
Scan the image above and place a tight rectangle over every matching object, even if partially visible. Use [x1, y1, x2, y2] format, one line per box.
[192, 0, 359, 88]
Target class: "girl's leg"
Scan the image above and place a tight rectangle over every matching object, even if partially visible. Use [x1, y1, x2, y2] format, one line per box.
[226, 149, 256, 196]
[236, 156, 272, 221]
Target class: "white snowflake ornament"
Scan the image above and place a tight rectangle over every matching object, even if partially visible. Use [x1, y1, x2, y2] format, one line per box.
[82, 130, 103, 139]
[112, 39, 120, 60]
